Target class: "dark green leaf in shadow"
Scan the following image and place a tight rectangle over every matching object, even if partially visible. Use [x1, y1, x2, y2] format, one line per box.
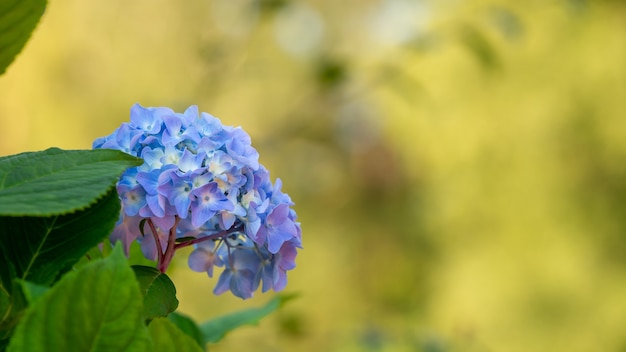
[0, 148, 141, 216]
[148, 318, 203, 352]
[0, 249, 15, 301]
[200, 293, 297, 343]
[0, 281, 26, 350]
[132, 266, 179, 323]
[168, 312, 204, 349]
[0, 0, 46, 75]
[0, 187, 121, 287]
[0, 288, 8, 321]
[7, 245, 150, 352]
[0, 284, 12, 346]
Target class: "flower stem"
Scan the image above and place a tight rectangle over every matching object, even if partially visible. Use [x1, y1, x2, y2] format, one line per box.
[146, 219, 164, 266]
[158, 216, 181, 273]
[174, 224, 244, 250]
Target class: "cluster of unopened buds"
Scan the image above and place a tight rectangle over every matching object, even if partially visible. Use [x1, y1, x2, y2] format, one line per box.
[93, 104, 301, 299]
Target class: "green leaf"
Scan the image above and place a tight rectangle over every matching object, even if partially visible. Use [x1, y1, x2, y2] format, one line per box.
[0, 187, 121, 287]
[0, 285, 11, 342]
[148, 318, 204, 352]
[0, 287, 8, 320]
[1, 279, 48, 344]
[0, 148, 141, 216]
[127, 240, 157, 267]
[200, 294, 297, 344]
[0, 247, 15, 302]
[132, 266, 179, 322]
[0, 0, 46, 75]
[73, 244, 106, 270]
[16, 280, 47, 305]
[7, 245, 151, 352]
[168, 312, 204, 349]
[0, 281, 26, 350]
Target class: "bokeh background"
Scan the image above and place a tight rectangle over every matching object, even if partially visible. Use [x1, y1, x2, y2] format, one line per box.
[1, 0, 625, 351]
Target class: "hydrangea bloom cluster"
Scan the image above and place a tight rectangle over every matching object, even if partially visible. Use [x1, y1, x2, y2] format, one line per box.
[93, 104, 301, 299]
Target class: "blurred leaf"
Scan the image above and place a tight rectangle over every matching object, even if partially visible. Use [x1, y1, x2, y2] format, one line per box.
[132, 265, 179, 323]
[459, 24, 500, 70]
[376, 64, 426, 106]
[200, 293, 297, 343]
[316, 57, 347, 89]
[259, 0, 290, 13]
[488, 7, 523, 39]
[167, 312, 204, 349]
[7, 245, 151, 351]
[148, 318, 203, 352]
[0, 188, 121, 288]
[566, 0, 587, 12]
[0, 148, 141, 216]
[0, 0, 46, 75]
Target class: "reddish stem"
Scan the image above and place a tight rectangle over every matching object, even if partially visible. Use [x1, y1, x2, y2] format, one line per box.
[146, 219, 164, 266]
[146, 217, 243, 273]
[158, 216, 181, 273]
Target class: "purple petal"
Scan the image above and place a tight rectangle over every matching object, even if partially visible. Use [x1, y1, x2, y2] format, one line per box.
[109, 215, 143, 255]
[188, 247, 217, 277]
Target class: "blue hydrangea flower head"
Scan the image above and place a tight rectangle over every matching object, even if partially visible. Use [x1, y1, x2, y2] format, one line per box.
[93, 103, 301, 299]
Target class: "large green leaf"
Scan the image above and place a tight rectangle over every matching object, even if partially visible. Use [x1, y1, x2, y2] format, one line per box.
[132, 266, 179, 322]
[0, 148, 141, 216]
[0, 187, 121, 289]
[7, 246, 151, 352]
[167, 312, 204, 349]
[200, 294, 296, 343]
[148, 318, 203, 352]
[0, 0, 46, 75]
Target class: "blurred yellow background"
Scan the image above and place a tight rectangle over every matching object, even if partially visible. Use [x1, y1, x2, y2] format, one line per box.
[1, 0, 625, 351]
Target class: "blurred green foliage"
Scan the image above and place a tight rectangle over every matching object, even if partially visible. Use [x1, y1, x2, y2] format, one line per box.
[1, 0, 625, 351]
